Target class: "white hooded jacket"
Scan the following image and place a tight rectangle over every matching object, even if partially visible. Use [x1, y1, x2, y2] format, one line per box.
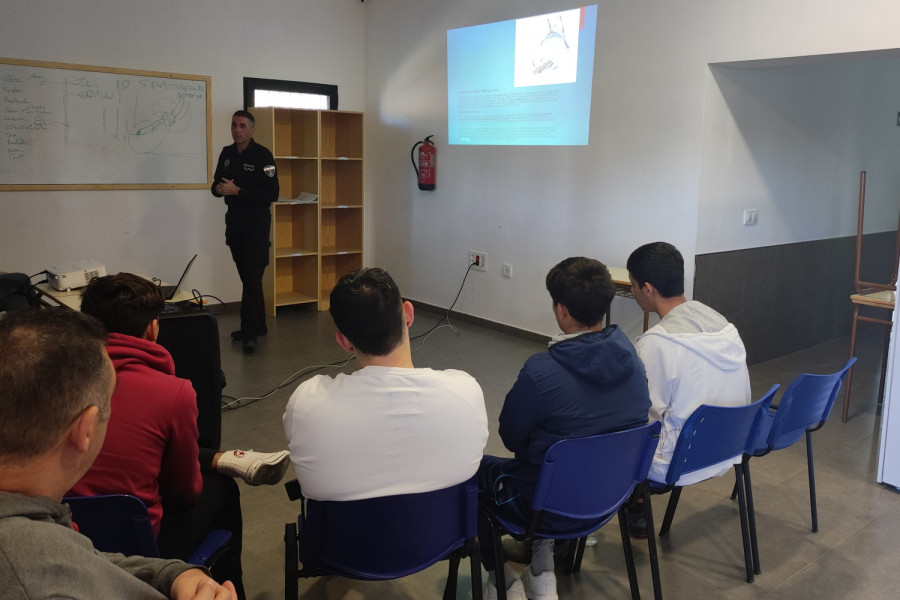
[636, 301, 751, 485]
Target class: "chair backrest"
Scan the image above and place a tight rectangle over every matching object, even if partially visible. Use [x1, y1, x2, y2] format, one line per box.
[853, 171, 900, 293]
[65, 494, 161, 557]
[765, 357, 857, 451]
[157, 311, 224, 449]
[65, 494, 233, 569]
[299, 475, 477, 580]
[531, 421, 662, 522]
[665, 386, 779, 487]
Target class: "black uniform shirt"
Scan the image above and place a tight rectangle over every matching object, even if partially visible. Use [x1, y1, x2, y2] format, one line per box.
[211, 139, 279, 211]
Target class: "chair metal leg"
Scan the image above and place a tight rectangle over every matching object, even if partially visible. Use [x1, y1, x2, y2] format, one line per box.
[806, 431, 818, 533]
[284, 522, 298, 600]
[658, 487, 682, 537]
[842, 305, 861, 422]
[568, 536, 587, 575]
[492, 525, 508, 600]
[617, 509, 641, 600]
[444, 555, 460, 600]
[470, 541, 484, 600]
[742, 458, 760, 575]
[733, 464, 754, 583]
[639, 484, 663, 600]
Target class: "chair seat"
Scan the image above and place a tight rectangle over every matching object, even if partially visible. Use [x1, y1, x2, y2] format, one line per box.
[490, 507, 618, 542]
[850, 290, 895, 310]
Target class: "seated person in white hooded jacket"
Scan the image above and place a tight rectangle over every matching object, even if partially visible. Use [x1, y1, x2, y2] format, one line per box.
[627, 241, 751, 485]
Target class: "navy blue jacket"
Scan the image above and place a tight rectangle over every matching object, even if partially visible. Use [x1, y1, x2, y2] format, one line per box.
[498, 326, 651, 493]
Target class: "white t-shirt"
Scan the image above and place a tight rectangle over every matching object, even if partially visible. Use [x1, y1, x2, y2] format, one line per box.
[282, 365, 488, 501]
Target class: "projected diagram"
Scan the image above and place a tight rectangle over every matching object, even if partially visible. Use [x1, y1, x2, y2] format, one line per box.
[514, 10, 581, 87]
[447, 5, 597, 146]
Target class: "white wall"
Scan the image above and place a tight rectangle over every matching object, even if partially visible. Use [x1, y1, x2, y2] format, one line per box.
[366, 0, 710, 338]
[364, 0, 900, 338]
[0, 0, 365, 302]
[4, 0, 900, 340]
[697, 54, 900, 254]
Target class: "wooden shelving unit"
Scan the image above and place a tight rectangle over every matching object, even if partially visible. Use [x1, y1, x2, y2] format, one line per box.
[250, 107, 364, 316]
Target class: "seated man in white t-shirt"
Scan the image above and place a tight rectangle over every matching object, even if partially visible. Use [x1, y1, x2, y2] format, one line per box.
[282, 267, 489, 501]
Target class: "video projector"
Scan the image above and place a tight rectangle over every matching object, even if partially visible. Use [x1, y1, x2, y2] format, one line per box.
[46, 260, 107, 291]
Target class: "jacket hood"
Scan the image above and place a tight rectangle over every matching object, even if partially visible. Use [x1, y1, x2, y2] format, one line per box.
[105, 332, 175, 376]
[639, 301, 747, 371]
[0, 492, 70, 526]
[547, 326, 638, 386]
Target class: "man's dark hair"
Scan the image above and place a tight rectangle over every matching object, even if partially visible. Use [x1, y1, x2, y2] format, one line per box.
[80, 273, 165, 338]
[626, 242, 685, 298]
[0, 308, 110, 461]
[545, 257, 616, 327]
[329, 268, 405, 356]
[233, 110, 255, 126]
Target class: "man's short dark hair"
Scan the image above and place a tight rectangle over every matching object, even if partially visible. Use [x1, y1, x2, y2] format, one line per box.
[545, 257, 616, 327]
[233, 110, 255, 126]
[329, 268, 404, 356]
[0, 308, 110, 462]
[626, 242, 685, 298]
[80, 273, 165, 338]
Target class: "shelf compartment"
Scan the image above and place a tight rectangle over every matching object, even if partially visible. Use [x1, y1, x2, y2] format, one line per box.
[320, 159, 362, 207]
[273, 109, 318, 157]
[275, 157, 318, 200]
[320, 207, 362, 255]
[273, 202, 318, 256]
[274, 255, 318, 306]
[320, 111, 363, 159]
[319, 253, 364, 309]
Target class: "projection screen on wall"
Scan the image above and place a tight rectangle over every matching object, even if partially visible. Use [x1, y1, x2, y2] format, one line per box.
[447, 5, 598, 146]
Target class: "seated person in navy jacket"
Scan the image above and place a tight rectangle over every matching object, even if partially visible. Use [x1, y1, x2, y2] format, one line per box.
[477, 257, 651, 600]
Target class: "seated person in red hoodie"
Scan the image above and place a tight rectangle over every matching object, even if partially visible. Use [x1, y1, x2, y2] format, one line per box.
[69, 273, 290, 565]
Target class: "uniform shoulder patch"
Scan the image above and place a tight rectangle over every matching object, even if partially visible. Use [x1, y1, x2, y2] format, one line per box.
[264, 165, 276, 178]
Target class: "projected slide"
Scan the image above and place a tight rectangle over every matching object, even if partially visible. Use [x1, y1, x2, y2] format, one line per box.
[447, 5, 598, 146]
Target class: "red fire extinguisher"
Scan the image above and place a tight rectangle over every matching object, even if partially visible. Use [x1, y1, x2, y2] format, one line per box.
[411, 135, 436, 190]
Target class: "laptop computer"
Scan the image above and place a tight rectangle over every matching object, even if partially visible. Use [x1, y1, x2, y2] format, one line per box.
[158, 254, 197, 300]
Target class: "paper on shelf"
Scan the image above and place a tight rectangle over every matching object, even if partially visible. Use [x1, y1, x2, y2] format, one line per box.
[277, 192, 318, 204]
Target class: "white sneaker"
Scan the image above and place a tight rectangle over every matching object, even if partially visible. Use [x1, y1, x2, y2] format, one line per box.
[521, 567, 558, 600]
[482, 577, 527, 600]
[216, 449, 291, 486]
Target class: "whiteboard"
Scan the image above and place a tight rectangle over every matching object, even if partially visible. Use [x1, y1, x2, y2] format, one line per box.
[0, 58, 211, 190]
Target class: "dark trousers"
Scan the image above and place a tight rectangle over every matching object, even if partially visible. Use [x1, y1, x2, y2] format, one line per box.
[225, 209, 270, 338]
[157, 466, 243, 560]
[157, 449, 245, 597]
[477, 455, 585, 572]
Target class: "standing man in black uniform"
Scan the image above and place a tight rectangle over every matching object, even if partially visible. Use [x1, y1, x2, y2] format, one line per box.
[212, 110, 279, 354]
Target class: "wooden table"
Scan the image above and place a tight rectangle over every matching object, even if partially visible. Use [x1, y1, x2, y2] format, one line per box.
[608, 266, 649, 332]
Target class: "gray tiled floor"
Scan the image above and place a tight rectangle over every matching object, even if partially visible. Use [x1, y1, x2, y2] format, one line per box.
[213, 303, 897, 600]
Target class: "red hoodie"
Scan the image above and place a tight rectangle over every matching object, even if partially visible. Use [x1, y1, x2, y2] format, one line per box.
[68, 332, 202, 534]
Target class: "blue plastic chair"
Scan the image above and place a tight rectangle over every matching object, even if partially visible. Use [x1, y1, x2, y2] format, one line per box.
[480, 421, 663, 600]
[741, 358, 856, 534]
[284, 476, 482, 600]
[64, 494, 234, 566]
[650, 385, 779, 584]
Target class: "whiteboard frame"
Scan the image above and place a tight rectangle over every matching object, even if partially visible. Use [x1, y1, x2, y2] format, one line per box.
[0, 57, 212, 191]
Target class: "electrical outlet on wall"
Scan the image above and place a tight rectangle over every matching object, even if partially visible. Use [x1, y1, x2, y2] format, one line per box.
[743, 208, 759, 226]
[469, 250, 487, 271]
